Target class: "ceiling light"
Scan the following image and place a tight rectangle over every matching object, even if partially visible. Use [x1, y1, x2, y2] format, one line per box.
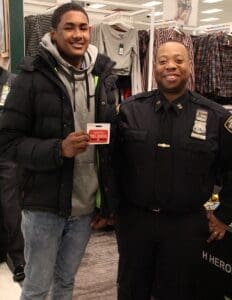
[88, 3, 106, 9]
[142, 1, 162, 7]
[201, 8, 223, 14]
[200, 17, 220, 22]
[203, 0, 223, 3]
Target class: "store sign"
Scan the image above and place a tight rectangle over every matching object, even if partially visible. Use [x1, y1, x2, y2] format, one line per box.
[163, 0, 199, 27]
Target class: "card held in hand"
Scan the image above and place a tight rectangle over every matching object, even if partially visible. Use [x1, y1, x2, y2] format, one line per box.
[87, 123, 110, 144]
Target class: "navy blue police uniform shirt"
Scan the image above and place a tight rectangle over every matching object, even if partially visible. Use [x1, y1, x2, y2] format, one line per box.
[115, 90, 232, 224]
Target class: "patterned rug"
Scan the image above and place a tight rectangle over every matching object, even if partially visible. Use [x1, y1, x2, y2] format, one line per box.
[73, 230, 118, 300]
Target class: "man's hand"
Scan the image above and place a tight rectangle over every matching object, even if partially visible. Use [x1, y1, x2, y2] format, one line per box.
[61, 131, 89, 158]
[207, 211, 229, 243]
[91, 214, 115, 230]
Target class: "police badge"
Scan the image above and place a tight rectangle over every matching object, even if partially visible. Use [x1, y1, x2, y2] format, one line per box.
[191, 109, 208, 140]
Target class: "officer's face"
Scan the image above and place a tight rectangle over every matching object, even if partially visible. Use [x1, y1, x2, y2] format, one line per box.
[155, 42, 191, 97]
[51, 10, 90, 68]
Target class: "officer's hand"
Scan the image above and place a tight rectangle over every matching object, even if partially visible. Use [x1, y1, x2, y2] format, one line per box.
[207, 211, 229, 243]
[61, 131, 89, 158]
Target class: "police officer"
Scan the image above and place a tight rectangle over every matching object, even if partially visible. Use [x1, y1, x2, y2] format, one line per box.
[112, 41, 232, 300]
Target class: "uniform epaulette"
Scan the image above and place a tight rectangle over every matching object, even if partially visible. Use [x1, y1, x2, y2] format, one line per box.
[190, 91, 228, 116]
[190, 91, 210, 105]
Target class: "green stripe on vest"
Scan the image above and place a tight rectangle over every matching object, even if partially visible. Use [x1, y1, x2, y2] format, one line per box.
[94, 75, 101, 209]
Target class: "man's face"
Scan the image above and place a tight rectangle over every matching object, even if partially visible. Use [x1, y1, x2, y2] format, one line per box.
[51, 10, 90, 67]
[155, 42, 191, 95]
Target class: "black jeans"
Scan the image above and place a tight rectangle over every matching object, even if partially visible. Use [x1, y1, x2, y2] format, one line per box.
[116, 205, 208, 300]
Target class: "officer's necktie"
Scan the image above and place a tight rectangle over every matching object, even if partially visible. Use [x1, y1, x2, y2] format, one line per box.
[155, 104, 174, 209]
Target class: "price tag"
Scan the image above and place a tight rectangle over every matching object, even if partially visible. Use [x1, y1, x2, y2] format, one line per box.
[87, 123, 110, 144]
[118, 43, 124, 55]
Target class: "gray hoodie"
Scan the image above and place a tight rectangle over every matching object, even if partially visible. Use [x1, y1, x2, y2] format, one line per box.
[41, 32, 99, 216]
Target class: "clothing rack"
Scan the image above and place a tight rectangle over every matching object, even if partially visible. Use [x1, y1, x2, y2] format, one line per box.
[147, 18, 186, 91]
[28, 1, 231, 94]
[195, 22, 232, 35]
[101, 11, 134, 29]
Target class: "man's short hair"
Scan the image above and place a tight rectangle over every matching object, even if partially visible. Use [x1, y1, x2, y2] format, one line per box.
[159, 39, 189, 50]
[51, 3, 89, 29]
[155, 40, 190, 61]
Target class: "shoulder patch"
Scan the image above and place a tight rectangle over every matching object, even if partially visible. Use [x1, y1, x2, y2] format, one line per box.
[224, 115, 232, 133]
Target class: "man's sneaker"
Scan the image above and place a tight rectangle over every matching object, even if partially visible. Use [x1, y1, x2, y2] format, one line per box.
[13, 264, 25, 282]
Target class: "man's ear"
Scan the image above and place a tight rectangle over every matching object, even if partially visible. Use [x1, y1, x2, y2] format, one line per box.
[188, 59, 193, 69]
[50, 29, 56, 43]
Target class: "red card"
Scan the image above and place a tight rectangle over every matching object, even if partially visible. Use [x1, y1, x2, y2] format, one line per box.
[89, 129, 108, 143]
[87, 123, 110, 144]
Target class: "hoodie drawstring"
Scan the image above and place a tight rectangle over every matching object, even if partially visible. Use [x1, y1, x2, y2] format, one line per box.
[72, 74, 76, 112]
[71, 70, 90, 112]
[84, 70, 90, 112]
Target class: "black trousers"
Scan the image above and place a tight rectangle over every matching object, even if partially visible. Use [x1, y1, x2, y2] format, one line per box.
[116, 205, 209, 300]
[0, 159, 25, 266]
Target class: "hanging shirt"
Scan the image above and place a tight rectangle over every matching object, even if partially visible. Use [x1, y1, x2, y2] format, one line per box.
[193, 32, 232, 98]
[91, 23, 142, 95]
[25, 14, 52, 56]
[142, 27, 195, 92]
[217, 33, 232, 97]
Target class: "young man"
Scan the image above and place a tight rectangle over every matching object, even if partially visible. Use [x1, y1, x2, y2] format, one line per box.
[112, 41, 232, 300]
[0, 64, 25, 282]
[0, 3, 117, 299]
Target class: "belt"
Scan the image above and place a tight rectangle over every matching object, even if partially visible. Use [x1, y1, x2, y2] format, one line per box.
[123, 203, 202, 215]
[149, 207, 204, 216]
